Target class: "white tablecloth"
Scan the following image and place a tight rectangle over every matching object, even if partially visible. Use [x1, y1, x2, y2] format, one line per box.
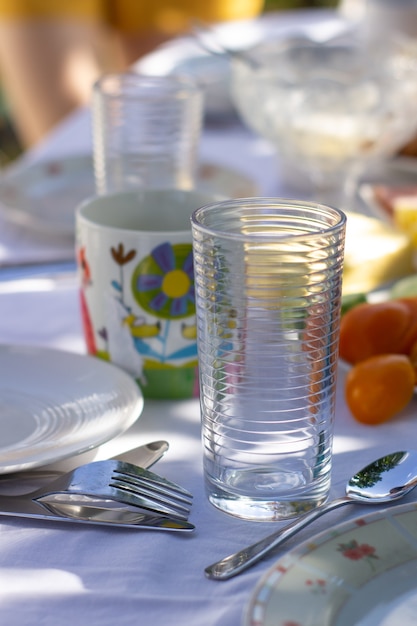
[1, 9, 417, 626]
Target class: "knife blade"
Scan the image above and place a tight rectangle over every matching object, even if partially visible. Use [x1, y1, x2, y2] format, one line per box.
[0, 493, 194, 531]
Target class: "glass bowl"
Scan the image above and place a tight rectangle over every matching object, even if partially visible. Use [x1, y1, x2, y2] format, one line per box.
[230, 32, 417, 195]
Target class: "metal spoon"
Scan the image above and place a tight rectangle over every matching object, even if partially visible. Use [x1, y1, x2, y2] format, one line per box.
[205, 450, 417, 580]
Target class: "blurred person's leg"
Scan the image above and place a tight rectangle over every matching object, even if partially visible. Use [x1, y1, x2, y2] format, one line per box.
[0, 0, 122, 147]
[0, 0, 265, 147]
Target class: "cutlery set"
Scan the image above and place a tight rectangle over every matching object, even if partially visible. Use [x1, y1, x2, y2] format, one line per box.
[0, 441, 194, 532]
[3, 443, 417, 572]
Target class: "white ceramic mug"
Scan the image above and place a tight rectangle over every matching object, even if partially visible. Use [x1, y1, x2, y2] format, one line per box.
[75, 188, 218, 399]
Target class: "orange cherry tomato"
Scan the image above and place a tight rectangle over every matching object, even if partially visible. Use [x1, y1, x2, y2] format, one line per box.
[345, 354, 415, 425]
[408, 339, 417, 383]
[339, 300, 413, 365]
[396, 297, 417, 354]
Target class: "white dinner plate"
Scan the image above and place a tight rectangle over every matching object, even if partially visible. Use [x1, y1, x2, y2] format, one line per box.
[245, 501, 417, 626]
[135, 9, 349, 117]
[0, 344, 144, 473]
[0, 155, 258, 237]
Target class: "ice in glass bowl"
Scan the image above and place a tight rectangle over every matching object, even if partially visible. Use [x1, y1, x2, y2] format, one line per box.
[231, 32, 417, 192]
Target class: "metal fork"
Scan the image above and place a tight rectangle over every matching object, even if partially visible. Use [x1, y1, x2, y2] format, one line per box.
[0, 460, 193, 521]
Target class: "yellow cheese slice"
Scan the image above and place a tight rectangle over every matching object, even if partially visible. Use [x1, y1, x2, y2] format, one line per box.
[343, 211, 415, 295]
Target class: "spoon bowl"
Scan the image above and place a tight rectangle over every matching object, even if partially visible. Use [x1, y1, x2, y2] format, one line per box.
[205, 450, 417, 580]
[347, 451, 417, 502]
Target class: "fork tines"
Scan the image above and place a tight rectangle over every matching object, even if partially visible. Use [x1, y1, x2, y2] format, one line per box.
[110, 464, 193, 520]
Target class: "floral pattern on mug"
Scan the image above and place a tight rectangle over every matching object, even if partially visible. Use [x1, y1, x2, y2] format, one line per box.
[132, 242, 195, 319]
[79, 239, 198, 398]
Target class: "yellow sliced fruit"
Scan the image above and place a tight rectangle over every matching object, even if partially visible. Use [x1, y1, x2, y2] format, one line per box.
[393, 196, 417, 246]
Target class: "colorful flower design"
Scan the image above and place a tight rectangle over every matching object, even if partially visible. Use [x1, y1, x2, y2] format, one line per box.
[337, 539, 379, 570]
[305, 578, 327, 595]
[111, 243, 137, 266]
[132, 242, 195, 320]
[110, 243, 137, 300]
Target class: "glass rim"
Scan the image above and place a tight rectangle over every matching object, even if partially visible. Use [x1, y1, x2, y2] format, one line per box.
[76, 188, 216, 236]
[92, 71, 203, 97]
[191, 197, 347, 242]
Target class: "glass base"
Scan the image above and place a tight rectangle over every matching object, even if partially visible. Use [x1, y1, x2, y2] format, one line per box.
[205, 474, 329, 522]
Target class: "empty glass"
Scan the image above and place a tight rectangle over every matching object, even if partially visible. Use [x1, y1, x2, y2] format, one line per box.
[191, 198, 346, 521]
[92, 73, 203, 195]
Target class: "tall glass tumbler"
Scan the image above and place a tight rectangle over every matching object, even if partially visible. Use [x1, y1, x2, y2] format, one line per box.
[92, 73, 203, 195]
[191, 198, 346, 521]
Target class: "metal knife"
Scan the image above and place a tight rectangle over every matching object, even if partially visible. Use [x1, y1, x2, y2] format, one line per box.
[107, 440, 169, 469]
[0, 494, 194, 531]
[0, 440, 169, 484]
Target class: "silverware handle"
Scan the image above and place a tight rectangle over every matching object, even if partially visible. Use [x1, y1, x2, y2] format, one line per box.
[205, 497, 351, 580]
[0, 440, 169, 485]
[112, 440, 169, 468]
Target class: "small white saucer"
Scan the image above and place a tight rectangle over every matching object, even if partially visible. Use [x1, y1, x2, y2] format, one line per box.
[0, 155, 258, 237]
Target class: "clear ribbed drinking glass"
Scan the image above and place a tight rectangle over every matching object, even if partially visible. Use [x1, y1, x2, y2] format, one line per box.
[92, 73, 203, 195]
[191, 198, 346, 521]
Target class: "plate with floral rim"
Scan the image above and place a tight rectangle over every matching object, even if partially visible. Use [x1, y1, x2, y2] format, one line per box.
[244, 501, 417, 626]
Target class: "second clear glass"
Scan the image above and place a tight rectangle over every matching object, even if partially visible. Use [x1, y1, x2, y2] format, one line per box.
[92, 73, 203, 195]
